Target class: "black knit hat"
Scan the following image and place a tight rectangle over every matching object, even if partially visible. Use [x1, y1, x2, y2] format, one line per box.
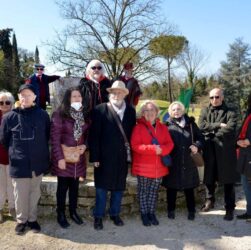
[18, 84, 36, 94]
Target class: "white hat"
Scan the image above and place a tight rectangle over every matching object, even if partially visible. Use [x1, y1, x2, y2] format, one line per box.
[107, 80, 129, 95]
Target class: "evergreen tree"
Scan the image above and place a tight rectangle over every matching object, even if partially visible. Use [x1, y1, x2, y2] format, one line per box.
[220, 38, 251, 120]
[12, 33, 21, 92]
[35, 46, 40, 63]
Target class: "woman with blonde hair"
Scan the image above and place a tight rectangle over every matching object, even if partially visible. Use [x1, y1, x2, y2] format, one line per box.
[131, 100, 174, 226]
[162, 101, 204, 220]
[0, 90, 15, 223]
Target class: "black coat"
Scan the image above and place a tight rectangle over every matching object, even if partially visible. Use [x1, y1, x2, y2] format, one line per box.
[0, 106, 50, 178]
[79, 77, 111, 115]
[198, 102, 238, 184]
[162, 115, 203, 190]
[237, 116, 251, 179]
[88, 103, 136, 190]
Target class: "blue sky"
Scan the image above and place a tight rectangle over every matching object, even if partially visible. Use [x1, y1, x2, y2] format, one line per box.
[1, 0, 251, 76]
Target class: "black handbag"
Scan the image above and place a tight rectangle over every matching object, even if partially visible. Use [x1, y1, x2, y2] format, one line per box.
[107, 103, 132, 163]
[145, 126, 172, 167]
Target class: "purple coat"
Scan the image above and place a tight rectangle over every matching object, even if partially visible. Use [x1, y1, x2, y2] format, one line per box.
[50, 110, 89, 178]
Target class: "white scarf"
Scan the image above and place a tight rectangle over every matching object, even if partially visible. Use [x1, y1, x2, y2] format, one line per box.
[110, 101, 126, 121]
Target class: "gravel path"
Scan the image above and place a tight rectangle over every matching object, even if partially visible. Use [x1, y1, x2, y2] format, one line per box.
[0, 185, 251, 250]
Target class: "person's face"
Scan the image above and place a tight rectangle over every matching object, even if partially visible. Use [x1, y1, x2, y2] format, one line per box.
[209, 89, 223, 107]
[70, 90, 82, 103]
[0, 95, 12, 114]
[170, 104, 183, 118]
[36, 67, 44, 76]
[109, 89, 126, 106]
[124, 69, 133, 78]
[18, 89, 36, 108]
[143, 103, 158, 124]
[89, 63, 103, 80]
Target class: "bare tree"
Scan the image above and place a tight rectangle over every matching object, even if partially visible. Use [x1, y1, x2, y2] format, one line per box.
[46, 0, 174, 78]
[177, 43, 208, 88]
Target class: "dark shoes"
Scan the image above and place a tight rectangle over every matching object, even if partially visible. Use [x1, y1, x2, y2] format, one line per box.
[168, 211, 175, 219]
[94, 217, 103, 230]
[57, 212, 70, 228]
[27, 221, 41, 233]
[141, 214, 151, 226]
[110, 215, 124, 226]
[236, 213, 251, 220]
[15, 222, 27, 235]
[70, 211, 83, 225]
[201, 199, 214, 212]
[224, 210, 234, 221]
[148, 213, 159, 225]
[188, 212, 195, 221]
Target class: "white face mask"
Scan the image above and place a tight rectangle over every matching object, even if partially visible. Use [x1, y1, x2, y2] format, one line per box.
[71, 102, 82, 111]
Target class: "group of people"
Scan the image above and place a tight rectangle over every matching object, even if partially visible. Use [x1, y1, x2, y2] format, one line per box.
[0, 59, 250, 237]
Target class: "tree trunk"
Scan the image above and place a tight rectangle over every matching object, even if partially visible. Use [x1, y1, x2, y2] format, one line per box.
[167, 60, 172, 102]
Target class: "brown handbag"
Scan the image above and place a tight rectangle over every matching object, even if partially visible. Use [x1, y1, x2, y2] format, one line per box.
[61, 144, 81, 163]
[190, 124, 204, 167]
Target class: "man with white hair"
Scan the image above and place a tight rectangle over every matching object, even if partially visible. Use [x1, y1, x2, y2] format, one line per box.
[88, 80, 136, 230]
[79, 59, 111, 116]
[198, 87, 238, 221]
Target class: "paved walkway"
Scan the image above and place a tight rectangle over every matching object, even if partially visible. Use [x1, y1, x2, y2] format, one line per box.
[0, 185, 251, 250]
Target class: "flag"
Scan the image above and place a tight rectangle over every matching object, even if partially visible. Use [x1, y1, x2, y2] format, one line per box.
[178, 88, 193, 112]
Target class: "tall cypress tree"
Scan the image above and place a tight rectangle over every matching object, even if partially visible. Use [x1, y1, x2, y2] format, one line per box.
[35, 46, 40, 63]
[12, 33, 21, 91]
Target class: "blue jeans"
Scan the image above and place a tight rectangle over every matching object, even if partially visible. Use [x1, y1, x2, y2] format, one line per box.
[241, 175, 251, 215]
[93, 188, 123, 218]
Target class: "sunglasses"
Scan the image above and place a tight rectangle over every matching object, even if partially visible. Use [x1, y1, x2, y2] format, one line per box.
[0, 101, 11, 106]
[36, 68, 44, 71]
[209, 96, 220, 100]
[91, 66, 102, 70]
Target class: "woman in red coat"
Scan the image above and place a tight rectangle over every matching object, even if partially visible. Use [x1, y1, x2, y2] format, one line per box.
[51, 86, 89, 228]
[0, 90, 15, 223]
[131, 101, 174, 226]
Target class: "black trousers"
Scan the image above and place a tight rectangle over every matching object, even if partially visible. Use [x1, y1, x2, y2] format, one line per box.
[205, 183, 235, 211]
[167, 188, 195, 213]
[56, 176, 79, 213]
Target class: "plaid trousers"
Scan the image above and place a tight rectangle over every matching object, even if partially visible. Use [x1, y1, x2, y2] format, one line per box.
[137, 176, 162, 214]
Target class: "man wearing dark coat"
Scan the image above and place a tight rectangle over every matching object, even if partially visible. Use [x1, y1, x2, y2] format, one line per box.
[198, 87, 238, 221]
[88, 80, 136, 230]
[25, 63, 60, 110]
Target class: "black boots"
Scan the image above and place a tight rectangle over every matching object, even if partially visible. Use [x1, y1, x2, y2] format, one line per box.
[94, 218, 103, 230]
[70, 211, 83, 225]
[57, 211, 70, 228]
[224, 210, 234, 221]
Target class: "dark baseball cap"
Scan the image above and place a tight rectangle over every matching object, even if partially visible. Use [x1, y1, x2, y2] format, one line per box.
[18, 84, 36, 95]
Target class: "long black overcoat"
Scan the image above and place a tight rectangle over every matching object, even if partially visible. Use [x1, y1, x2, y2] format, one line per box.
[88, 103, 136, 190]
[198, 102, 238, 184]
[162, 115, 203, 190]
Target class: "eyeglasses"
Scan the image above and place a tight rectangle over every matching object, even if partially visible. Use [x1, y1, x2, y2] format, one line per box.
[0, 101, 11, 106]
[209, 96, 220, 100]
[36, 68, 44, 71]
[91, 66, 102, 70]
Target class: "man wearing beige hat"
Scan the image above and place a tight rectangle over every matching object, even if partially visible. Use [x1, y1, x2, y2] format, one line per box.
[88, 80, 136, 230]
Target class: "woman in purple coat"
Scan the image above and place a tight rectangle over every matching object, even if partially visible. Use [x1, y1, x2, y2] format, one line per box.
[51, 86, 89, 228]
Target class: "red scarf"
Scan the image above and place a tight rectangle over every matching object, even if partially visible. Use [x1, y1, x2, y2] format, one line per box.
[237, 114, 251, 158]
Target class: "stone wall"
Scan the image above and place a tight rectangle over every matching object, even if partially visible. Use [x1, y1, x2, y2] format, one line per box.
[39, 166, 204, 217]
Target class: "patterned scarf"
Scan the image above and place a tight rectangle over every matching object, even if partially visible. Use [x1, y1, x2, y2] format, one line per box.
[70, 108, 85, 141]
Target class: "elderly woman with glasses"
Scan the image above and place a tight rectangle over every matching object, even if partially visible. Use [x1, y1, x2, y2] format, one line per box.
[162, 101, 204, 221]
[0, 90, 15, 223]
[131, 101, 174, 226]
[79, 59, 111, 117]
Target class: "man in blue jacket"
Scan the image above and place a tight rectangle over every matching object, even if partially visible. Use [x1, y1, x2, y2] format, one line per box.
[0, 84, 50, 235]
[26, 63, 60, 110]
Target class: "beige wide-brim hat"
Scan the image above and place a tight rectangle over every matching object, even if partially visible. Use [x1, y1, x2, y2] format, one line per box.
[107, 80, 129, 95]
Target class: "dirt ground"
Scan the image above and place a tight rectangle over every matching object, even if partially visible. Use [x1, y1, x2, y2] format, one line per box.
[0, 185, 251, 250]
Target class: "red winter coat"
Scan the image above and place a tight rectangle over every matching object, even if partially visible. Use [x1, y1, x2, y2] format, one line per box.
[0, 111, 8, 165]
[50, 110, 89, 178]
[131, 117, 174, 178]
